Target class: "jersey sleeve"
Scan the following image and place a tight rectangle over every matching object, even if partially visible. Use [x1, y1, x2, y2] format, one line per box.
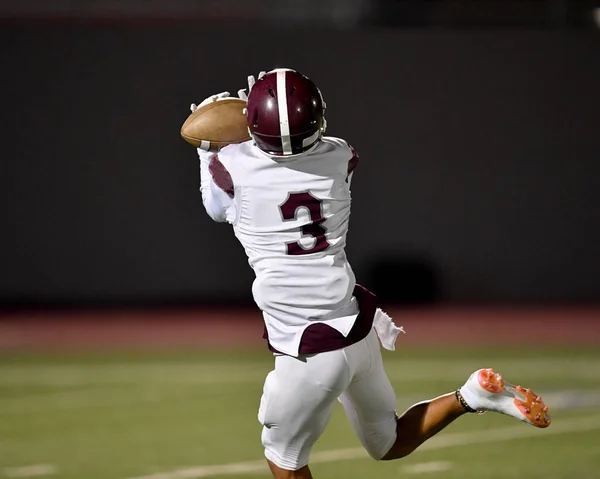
[197, 149, 235, 223]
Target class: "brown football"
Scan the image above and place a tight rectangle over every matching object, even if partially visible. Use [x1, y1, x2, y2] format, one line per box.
[180, 98, 250, 149]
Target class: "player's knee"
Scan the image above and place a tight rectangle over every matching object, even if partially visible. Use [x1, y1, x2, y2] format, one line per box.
[264, 447, 309, 475]
[262, 427, 311, 473]
[362, 434, 399, 461]
[380, 444, 417, 461]
[355, 416, 399, 461]
[379, 428, 419, 461]
[267, 459, 312, 479]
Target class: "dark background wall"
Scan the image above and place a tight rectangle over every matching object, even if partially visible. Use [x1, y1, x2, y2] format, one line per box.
[1, 26, 599, 305]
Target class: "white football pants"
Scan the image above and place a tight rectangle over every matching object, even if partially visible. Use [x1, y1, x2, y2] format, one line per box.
[258, 327, 398, 471]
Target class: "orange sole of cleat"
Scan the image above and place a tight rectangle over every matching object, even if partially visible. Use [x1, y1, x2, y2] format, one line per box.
[513, 385, 552, 428]
[477, 368, 505, 393]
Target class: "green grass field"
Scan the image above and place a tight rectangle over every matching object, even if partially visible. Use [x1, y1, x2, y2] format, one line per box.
[1, 345, 599, 479]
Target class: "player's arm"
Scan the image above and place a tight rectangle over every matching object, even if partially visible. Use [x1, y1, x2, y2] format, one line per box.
[198, 149, 234, 223]
[346, 144, 359, 186]
[184, 92, 240, 222]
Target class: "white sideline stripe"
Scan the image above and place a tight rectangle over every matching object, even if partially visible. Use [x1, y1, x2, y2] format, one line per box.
[123, 415, 600, 479]
[2, 464, 57, 477]
[276, 70, 292, 155]
[402, 461, 453, 474]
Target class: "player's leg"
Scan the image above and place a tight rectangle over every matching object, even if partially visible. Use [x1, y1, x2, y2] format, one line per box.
[258, 349, 351, 479]
[381, 392, 465, 459]
[267, 462, 313, 479]
[339, 329, 552, 462]
[337, 328, 464, 460]
[382, 368, 551, 459]
[389, 368, 553, 457]
[340, 349, 465, 461]
[337, 328, 399, 459]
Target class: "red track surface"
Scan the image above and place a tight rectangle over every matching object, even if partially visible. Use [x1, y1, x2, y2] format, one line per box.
[1, 306, 598, 351]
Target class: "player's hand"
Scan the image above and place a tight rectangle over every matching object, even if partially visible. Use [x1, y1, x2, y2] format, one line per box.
[190, 91, 231, 113]
[237, 71, 266, 101]
[188, 92, 232, 152]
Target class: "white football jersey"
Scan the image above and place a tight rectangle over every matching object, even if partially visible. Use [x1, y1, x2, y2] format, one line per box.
[203, 137, 359, 356]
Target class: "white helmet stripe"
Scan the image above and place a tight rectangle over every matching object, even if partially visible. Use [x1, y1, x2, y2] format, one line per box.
[276, 70, 293, 155]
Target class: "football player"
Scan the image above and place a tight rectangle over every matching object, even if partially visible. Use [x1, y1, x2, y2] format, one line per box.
[192, 68, 551, 479]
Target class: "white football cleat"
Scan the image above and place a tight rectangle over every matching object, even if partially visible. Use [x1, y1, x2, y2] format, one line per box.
[459, 368, 551, 428]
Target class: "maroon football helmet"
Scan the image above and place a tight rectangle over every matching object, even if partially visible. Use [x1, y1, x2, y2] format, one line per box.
[245, 69, 326, 156]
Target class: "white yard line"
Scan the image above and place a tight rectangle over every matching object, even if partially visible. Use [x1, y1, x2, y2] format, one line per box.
[2, 464, 57, 477]
[124, 414, 600, 479]
[402, 461, 453, 474]
[1, 358, 599, 387]
[3, 387, 600, 417]
[0, 388, 179, 416]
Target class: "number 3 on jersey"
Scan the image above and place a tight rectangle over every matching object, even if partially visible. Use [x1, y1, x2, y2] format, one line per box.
[279, 192, 331, 255]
